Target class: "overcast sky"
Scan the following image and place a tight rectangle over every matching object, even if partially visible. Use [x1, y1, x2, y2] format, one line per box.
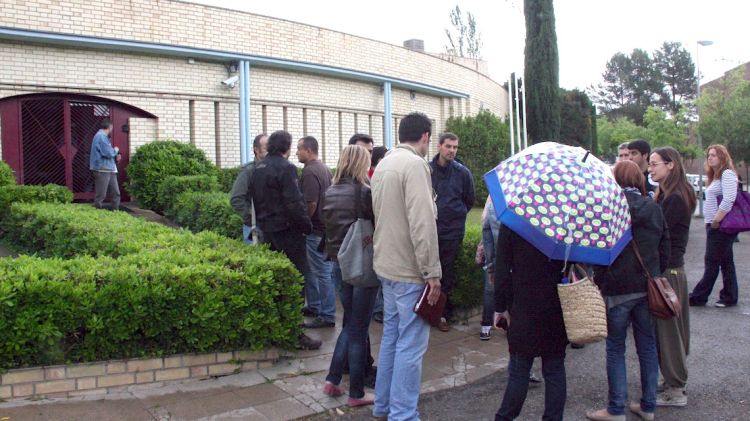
[189, 0, 747, 91]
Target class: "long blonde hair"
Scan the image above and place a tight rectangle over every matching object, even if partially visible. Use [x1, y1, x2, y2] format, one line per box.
[333, 145, 370, 185]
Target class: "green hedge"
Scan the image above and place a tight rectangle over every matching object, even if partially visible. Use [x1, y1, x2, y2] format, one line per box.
[156, 175, 220, 215]
[167, 191, 242, 239]
[452, 224, 484, 311]
[0, 184, 73, 220]
[126, 140, 217, 213]
[218, 167, 242, 193]
[0, 161, 15, 187]
[0, 203, 303, 369]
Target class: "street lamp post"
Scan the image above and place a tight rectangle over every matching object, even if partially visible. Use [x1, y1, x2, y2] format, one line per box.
[696, 40, 713, 217]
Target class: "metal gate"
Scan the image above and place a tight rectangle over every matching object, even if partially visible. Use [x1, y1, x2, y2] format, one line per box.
[19, 98, 111, 198]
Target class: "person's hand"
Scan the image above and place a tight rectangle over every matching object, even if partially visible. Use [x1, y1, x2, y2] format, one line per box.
[494, 311, 510, 330]
[426, 277, 441, 306]
[711, 221, 720, 229]
[115, 154, 122, 163]
[114, 146, 119, 153]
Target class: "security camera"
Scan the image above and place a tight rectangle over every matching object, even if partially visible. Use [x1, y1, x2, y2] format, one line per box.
[221, 75, 239, 88]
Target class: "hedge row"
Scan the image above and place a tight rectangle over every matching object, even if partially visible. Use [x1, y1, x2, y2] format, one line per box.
[156, 174, 220, 216]
[452, 224, 484, 311]
[167, 191, 243, 239]
[0, 160, 15, 187]
[0, 184, 73, 217]
[0, 202, 303, 369]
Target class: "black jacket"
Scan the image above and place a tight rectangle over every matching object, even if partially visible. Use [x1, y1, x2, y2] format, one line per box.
[494, 225, 570, 358]
[594, 190, 670, 297]
[321, 179, 374, 260]
[429, 156, 475, 240]
[657, 193, 691, 269]
[229, 160, 258, 227]
[248, 154, 312, 235]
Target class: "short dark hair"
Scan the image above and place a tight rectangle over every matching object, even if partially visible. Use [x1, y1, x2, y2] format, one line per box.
[371, 146, 388, 168]
[266, 130, 292, 156]
[439, 132, 458, 145]
[100, 119, 113, 130]
[398, 112, 431, 143]
[348, 133, 373, 145]
[299, 136, 318, 155]
[253, 133, 267, 151]
[627, 139, 651, 156]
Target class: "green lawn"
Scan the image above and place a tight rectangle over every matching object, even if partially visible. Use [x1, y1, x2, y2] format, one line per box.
[467, 207, 483, 226]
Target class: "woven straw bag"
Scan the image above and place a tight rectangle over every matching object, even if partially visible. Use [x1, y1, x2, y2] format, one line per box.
[557, 265, 608, 344]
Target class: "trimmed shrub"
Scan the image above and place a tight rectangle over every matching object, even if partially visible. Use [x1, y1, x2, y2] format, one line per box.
[451, 223, 484, 311]
[126, 140, 217, 212]
[0, 184, 73, 222]
[218, 166, 242, 193]
[0, 203, 303, 369]
[168, 191, 243, 239]
[0, 161, 16, 187]
[156, 174, 220, 214]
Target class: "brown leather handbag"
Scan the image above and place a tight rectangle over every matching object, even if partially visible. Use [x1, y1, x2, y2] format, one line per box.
[631, 242, 681, 320]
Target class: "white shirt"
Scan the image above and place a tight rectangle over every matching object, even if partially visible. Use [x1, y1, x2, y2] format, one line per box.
[704, 170, 738, 224]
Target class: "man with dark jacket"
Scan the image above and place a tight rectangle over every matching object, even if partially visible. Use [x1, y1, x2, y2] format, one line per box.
[246, 130, 320, 350]
[429, 132, 475, 331]
[230, 133, 267, 244]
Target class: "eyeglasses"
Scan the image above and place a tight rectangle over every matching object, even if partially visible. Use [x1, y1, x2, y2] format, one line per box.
[648, 161, 667, 167]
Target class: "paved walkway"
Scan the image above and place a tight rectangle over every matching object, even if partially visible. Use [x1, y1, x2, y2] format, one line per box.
[0, 309, 509, 421]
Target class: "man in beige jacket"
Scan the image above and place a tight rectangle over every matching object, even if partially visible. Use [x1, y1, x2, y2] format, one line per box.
[371, 112, 442, 421]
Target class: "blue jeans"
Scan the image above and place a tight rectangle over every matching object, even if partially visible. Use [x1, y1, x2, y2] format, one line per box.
[481, 220, 498, 326]
[326, 276, 378, 398]
[373, 287, 384, 316]
[374, 277, 430, 421]
[606, 296, 658, 415]
[495, 353, 566, 421]
[305, 234, 335, 322]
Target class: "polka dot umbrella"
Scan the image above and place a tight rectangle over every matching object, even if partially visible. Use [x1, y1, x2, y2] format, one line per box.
[484, 142, 632, 265]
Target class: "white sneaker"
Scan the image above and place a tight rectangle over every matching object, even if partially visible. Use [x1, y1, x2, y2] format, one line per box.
[657, 387, 687, 407]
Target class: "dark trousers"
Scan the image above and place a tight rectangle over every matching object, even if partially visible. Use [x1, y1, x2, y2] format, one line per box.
[495, 353, 566, 421]
[93, 171, 120, 210]
[438, 238, 462, 319]
[265, 229, 309, 285]
[326, 282, 378, 399]
[690, 227, 739, 305]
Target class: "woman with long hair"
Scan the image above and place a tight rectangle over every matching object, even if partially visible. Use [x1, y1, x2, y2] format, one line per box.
[587, 161, 669, 421]
[648, 146, 696, 407]
[690, 144, 740, 308]
[320, 145, 378, 407]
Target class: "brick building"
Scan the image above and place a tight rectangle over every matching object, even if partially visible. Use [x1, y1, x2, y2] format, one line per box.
[0, 0, 508, 200]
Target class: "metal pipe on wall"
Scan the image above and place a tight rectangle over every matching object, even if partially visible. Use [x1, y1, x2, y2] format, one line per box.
[507, 76, 515, 156]
[384, 81, 393, 149]
[239, 60, 249, 165]
[520, 76, 529, 149]
[513, 73, 522, 151]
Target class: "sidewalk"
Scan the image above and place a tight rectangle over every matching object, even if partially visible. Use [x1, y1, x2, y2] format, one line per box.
[0, 309, 509, 421]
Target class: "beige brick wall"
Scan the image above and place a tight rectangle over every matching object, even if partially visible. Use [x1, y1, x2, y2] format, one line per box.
[0, 0, 508, 169]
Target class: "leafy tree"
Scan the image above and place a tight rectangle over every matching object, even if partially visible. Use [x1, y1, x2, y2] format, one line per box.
[524, 0, 560, 142]
[445, 110, 510, 202]
[445, 5, 482, 59]
[698, 69, 750, 164]
[592, 49, 663, 124]
[559, 89, 594, 149]
[654, 42, 697, 115]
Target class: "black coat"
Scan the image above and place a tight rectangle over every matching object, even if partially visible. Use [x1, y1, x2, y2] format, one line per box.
[321, 178, 374, 260]
[248, 154, 312, 235]
[593, 190, 670, 296]
[494, 224, 569, 358]
[429, 156, 475, 240]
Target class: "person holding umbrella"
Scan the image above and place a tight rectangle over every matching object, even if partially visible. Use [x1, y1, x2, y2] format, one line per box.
[587, 160, 670, 421]
[485, 142, 633, 421]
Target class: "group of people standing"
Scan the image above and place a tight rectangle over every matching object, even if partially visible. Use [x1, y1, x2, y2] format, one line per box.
[229, 112, 476, 419]
[494, 139, 740, 421]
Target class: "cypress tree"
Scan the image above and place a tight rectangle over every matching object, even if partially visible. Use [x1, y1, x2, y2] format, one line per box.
[524, 0, 560, 142]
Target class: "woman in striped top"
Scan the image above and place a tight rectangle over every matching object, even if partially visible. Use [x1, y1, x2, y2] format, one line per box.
[689, 145, 740, 308]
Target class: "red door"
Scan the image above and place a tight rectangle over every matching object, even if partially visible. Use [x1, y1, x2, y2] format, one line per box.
[1, 93, 155, 201]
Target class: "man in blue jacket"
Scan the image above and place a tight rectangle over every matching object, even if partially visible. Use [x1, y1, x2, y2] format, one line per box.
[89, 119, 120, 210]
[430, 132, 475, 331]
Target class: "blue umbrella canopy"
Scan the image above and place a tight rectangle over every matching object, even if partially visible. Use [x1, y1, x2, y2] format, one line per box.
[484, 142, 632, 266]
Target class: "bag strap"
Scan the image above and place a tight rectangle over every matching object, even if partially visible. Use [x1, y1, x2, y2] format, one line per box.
[629, 241, 654, 282]
[354, 182, 362, 219]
